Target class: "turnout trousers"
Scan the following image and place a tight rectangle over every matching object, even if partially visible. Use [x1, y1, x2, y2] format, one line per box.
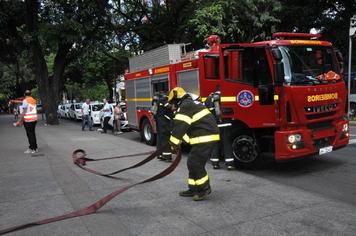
[24, 121, 37, 150]
[156, 117, 171, 158]
[187, 142, 215, 193]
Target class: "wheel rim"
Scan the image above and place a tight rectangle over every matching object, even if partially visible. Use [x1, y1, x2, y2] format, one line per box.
[143, 122, 152, 141]
[232, 135, 258, 163]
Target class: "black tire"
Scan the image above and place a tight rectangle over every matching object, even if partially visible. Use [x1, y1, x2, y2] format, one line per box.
[232, 134, 260, 167]
[140, 118, 156, 146]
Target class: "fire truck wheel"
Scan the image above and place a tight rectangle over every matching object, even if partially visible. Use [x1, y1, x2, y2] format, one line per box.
[232, 135, 259, 165]
[140, 118, 156, 146]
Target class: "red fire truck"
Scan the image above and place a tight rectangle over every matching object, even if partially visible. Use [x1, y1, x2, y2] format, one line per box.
[124, 32, 350, 165]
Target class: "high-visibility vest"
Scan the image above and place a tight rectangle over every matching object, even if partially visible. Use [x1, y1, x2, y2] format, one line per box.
[23, 97, 38, 122]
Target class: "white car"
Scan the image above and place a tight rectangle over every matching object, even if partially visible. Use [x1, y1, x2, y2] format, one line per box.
[69, 103, 83, 120]
[89, 103, 104, 125]
[58, 104, 69, 118]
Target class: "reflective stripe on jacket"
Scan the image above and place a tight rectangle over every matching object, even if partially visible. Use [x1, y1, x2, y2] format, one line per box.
[170, 96, 219, 145]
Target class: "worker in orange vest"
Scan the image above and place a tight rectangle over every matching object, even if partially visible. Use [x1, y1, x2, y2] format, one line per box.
[20, 90, 38, 154]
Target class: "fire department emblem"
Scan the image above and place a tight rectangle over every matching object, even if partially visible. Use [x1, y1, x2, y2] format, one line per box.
[237, 90, 254, 108]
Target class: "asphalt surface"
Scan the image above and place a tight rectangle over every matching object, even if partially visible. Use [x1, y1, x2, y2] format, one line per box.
[0, 114, 356, 236]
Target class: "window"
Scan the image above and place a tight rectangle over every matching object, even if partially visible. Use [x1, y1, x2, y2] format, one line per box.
[152, 79, 169, 94]
[224, 47, 272, 85]
[254, 48, 272, 85]
[203, 55, 219, 80]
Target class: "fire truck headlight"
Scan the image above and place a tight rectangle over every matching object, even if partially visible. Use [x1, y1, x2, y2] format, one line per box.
[342, 123, 348, 133]
[341, 123, 349, 138]
[287, 134, 302, 144]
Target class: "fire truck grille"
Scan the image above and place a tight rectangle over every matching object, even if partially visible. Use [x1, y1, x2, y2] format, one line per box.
[306, 112, 336, 120]
[307, 121, 333, 131]
[304, 103, 338, 120]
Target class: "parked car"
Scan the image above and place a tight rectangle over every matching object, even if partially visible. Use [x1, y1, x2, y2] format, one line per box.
[69, 103, 83, 120]
[99, 103, 130, 131]
[89, 103, 104, 125]
[58, 104, 69, 118]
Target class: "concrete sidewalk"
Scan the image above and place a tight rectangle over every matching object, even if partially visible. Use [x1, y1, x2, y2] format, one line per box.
[0, 114, 356, 236]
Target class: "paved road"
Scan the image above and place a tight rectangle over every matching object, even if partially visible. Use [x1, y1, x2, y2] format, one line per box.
[0, 114, 355, 236]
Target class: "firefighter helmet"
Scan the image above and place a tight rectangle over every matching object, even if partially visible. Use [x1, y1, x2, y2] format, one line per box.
[168, 87, 187, 104]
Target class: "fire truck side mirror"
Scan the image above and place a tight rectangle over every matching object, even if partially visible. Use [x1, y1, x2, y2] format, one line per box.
[271, 48, 284, 86]
[274, 62, 285, 86]
[335, 50, 344, 74]
[271, 48, 282, 61]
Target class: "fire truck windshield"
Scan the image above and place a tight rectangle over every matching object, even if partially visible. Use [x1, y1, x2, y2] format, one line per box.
[279, 45, 340, 85]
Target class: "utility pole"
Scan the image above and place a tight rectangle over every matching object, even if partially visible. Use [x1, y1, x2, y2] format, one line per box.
[348, 15, 356, 119]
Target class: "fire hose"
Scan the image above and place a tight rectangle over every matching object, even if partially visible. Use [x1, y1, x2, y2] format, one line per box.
[0, 145, 181, 235]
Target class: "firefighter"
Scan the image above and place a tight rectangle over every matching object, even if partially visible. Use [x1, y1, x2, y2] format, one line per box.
[152, 92, 174, 162]
[168, 87, 219, 201]
[21, 90, 38, 153]
[204, 90, 236, 170]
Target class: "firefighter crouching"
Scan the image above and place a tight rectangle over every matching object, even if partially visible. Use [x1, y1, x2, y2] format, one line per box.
[152, 92, 174, 162]
[168, 87, 219, 201]
[204, 90, 236, 170]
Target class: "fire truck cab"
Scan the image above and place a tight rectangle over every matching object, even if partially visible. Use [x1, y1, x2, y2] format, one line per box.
[124, 32, 350, 165]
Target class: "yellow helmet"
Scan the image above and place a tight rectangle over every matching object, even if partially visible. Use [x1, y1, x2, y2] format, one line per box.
[168, 87, 187, 103]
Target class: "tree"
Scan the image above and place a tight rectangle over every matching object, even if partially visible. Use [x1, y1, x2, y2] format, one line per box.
[23, 0, 114, 124]
[278, 0, 356, 58]
[189, 0, 281, 43]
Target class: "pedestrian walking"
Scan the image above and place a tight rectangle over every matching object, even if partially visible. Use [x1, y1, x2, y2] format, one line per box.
[152, 92, 174, 162]
[81, 99, 93, 131]
[113, 102, 123, 135]
[168, 87, 219, 201]
[20, 90, 38, 154]
[13, 106, 19, 120]
[101, 98, 112, 133]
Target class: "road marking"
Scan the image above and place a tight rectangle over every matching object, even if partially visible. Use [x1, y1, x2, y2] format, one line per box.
[350, 134, 356, 137]
[349, 139, 356, 145]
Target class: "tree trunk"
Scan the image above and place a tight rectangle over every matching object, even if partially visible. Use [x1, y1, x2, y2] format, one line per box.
[104, 75, 114, 102]
[25, 0, 71, 125]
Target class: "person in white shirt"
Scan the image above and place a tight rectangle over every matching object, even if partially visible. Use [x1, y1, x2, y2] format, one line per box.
[81, 99, 93, 131]
[101, 98, 113, 133]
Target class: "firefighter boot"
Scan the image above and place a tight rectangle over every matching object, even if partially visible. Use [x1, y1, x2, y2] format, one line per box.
[179, 189, 195, 197]
[211, 161, 220, 169]
[226, 161, 236, 170]
[192, 185, 212, 201]
[163, 153, 172, 162]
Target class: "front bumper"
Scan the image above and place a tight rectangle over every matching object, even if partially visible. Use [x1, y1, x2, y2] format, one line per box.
[275, 119, 349, 161]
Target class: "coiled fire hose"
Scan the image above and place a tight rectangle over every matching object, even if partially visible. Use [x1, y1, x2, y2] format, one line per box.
[0, 145, 181, 235]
